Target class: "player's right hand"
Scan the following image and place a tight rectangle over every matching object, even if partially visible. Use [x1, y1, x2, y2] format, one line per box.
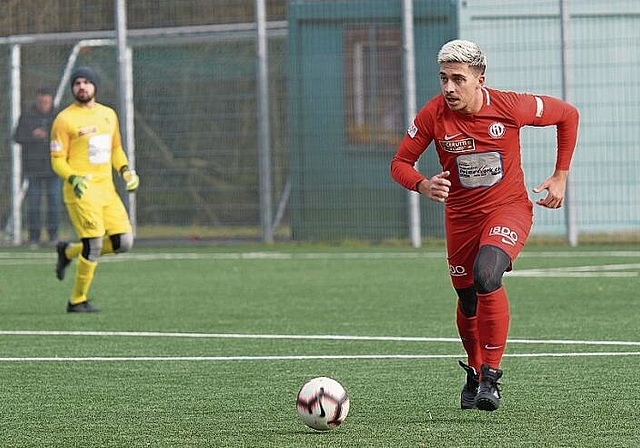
[419, 171, 451, 203]
[68, 175, 89, 199]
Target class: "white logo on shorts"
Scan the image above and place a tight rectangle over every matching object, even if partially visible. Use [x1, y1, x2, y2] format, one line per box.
[489, 226, 518, 246]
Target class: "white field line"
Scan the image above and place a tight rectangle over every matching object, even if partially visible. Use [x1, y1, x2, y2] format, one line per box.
[3, 330, 640, 346]
[506, 263, 640, 277]
[3, 251, 444, 262]
[2, 331, 639, 362]
[1, 251, 639, 277]
[2, 250, 640, 263]
[2, 352, 640, 362]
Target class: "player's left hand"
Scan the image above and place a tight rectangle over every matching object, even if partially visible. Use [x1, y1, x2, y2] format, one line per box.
[533, 170, 568, 209]
[122, 169, 140, 192]
[68, 175, 89, 199]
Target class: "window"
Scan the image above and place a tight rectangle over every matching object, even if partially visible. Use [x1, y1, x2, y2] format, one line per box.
[344, 27, 404, 149]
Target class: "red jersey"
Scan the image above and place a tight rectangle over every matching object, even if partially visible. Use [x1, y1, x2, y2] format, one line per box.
[390, 87, 579, 214]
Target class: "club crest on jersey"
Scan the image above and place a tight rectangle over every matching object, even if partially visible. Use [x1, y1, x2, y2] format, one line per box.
[407, 122, 418, 138]
[488, 122, 505, 139]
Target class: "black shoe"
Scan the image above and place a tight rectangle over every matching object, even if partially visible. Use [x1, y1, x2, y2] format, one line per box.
[474, 364, 503, 411]
[55, 241, 71, 281]
[67, 301, 100, 313]
[458, 360, 479, 409]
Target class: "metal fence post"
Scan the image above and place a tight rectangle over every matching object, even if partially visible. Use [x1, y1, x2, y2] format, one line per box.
[115, 0, 137, 231]
[560, 0, 578, 247]
[402, 0, 421, 248]
[9, 44, 22, 246]
[256, 0, 274, 243]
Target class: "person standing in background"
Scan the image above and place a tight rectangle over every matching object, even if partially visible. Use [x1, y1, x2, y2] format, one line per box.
[14, 86, 61, 247]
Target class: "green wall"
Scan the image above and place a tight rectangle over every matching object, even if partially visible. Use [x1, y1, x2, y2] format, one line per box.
[288, 0, 457, 241]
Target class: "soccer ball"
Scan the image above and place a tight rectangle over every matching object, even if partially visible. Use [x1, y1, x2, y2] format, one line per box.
[296, 376, 350, 431]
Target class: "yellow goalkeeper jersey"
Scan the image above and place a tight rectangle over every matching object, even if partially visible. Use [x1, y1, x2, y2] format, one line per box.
[50, 102, 129, 190]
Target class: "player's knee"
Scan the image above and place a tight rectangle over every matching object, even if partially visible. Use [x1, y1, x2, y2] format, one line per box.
[456, 287, 477, 317]
[111, 232, 134, 253]
[82, 237, 103, 262]
[473, 245, 511, 294]
[473, 267, 502, 294]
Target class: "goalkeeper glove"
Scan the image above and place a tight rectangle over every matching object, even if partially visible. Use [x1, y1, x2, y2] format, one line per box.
[68, 175, 89, 199]
[122, 168, 140, 192]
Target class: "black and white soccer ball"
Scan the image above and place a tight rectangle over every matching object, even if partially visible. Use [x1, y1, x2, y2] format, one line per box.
[296, 376, 350, 431]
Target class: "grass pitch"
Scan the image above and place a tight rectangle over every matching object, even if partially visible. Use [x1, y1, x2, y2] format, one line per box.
[1, 245, 639, 447]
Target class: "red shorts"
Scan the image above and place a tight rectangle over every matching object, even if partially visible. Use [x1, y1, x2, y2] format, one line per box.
[445, 201, 533, 289]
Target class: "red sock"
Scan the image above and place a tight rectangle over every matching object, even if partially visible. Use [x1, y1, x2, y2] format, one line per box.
[456, 304, 482, 373]
[477, 286, 510, 369]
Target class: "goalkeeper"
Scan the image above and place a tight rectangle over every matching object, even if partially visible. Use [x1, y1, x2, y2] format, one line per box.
[50, 66, 140, 313]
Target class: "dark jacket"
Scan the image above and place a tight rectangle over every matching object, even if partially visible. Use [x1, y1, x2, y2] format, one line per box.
[14, 103, 55, 177]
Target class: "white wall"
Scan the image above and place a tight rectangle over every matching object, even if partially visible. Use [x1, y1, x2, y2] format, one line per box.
[458, 0, 640, 236]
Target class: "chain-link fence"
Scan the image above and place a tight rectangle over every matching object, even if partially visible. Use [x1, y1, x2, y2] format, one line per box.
[1, 0, 638, 246]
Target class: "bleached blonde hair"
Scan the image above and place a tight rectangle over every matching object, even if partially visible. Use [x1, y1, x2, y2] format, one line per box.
[437, 39, 487, 74]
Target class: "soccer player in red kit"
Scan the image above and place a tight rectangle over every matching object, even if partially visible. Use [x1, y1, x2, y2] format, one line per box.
[390, 40, 579, 411]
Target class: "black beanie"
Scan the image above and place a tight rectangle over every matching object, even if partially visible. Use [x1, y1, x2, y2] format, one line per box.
[70, 66, 100, 90]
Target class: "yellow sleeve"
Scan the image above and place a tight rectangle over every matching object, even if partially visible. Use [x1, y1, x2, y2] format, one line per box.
[50, 113, 73, 181]
[51, 156, 74, 181]
[110, 113, 129, 173]
[112, 146, 129, 174]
